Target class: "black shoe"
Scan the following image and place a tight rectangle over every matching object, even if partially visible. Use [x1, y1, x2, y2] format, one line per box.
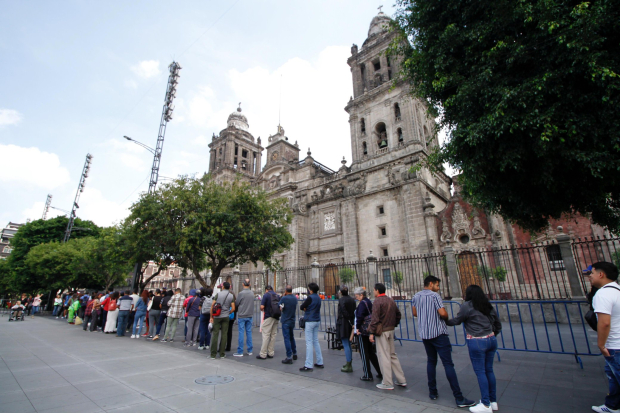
[282, 358, 293, 364]
[267, 355, 274, 359]
[314, 363, 324, 368]
[376, 373, 383, 380]
[456, 398, 476, 408]
[293, 354, 298, 360]
[256, 355, 267, 360]
[299, 366, 313, 372]
[360, 376, 373, 381]
[429, 393, 438, 401]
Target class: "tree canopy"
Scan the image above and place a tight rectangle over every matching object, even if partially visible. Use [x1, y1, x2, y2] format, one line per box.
[392, 0, 620, 231]
[5, 216, 100, 293]
[124, 174, 295, 288]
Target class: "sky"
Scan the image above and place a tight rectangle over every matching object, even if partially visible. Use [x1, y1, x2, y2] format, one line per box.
[0, 1, 404, 228]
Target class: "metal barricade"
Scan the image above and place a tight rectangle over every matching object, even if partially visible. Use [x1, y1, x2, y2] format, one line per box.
[394, 298, 597, 368]
[491, 300, 597, 367]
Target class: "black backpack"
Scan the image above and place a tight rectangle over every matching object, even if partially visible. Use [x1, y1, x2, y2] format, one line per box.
[269, 292, 281, 320]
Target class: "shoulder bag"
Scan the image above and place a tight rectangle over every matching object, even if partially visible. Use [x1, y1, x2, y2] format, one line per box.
[359, 300, 373, 336]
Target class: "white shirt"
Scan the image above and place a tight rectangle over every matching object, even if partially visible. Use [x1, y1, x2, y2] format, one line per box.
[130, 294, 140, 310]
[593, 281, 620, 349]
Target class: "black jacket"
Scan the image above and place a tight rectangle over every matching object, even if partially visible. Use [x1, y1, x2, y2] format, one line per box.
[336, 295, 356, 340]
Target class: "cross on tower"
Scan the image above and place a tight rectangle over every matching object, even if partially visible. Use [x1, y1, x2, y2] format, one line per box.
[378, 5, 383, 13]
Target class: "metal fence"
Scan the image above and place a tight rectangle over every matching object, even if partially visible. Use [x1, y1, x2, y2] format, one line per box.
[454, 242, 574, 300]
[231, 253, 450, 301]
[572, 235, 620, 294]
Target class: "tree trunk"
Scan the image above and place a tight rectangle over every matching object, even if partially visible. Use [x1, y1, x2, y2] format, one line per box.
[192, 267, 208, 288]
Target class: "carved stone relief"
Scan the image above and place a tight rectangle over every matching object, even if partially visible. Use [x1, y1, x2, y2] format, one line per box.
[324, 212, 336, 231]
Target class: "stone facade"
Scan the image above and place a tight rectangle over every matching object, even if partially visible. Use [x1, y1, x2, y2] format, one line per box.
[208, 12, 451, 272]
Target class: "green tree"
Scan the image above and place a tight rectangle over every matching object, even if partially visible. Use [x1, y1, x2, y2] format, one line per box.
[124, 174, 295, 289]
[393, 270, 404, 296]
[24, 239, 95, 292]
[392, 0, 620, 232]
[338, 267, 357, 286]
[7, 216, 99, 293]
[79, 227, 133, 291]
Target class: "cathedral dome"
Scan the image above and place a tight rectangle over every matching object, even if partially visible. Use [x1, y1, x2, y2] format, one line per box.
[368, 11, 391, 37]
[227, 104, 249, 131]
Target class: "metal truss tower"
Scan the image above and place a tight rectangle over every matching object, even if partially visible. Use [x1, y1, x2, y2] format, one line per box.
[132, 61, 181, 291]
[148, 61, 181, 194]
[41, 194, 52, 220]
[63, 154, 93, 242]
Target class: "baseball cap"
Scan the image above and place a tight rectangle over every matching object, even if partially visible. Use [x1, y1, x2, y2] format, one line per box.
[583, 265, 593, 274]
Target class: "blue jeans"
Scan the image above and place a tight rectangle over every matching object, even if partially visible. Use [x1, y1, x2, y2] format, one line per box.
[52, 306, 60, 316]
[282, 321, 297, 358]
[604, 349, 620, 409]
[304, 321, 323, 368]
[117, 311, 129, 336]
[341, 338, 352, 363]
[133, 312, 146, 335]
[32, 306, 40, 314]
[156, 312, 167, 335]
[422, 334, 464, 401]
[467, 336, 498, 406]
[237, 317, 253, 354]
[199, 314, 211, 347]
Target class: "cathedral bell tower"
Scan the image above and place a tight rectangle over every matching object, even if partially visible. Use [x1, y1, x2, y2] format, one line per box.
[208, 104, 263, 183]
[345, 11, 438, 169]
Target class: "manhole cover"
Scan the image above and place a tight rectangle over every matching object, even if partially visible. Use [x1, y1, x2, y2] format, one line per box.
[194, 375, 235, 385]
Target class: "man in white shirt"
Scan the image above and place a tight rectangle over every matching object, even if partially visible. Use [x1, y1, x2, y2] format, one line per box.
[591, 261, 620, 413]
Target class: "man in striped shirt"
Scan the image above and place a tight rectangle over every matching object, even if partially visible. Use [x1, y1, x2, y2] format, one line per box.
[412, 276, 475, 408]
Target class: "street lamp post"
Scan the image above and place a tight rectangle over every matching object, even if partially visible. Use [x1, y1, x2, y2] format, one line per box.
[64, 153, 93, 243]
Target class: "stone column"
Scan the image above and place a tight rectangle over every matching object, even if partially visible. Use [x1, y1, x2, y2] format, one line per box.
[311, 257, 320, 281]
[444, 244, 462, 300]
[556, 230, 586, 299]
[367, 250, 378, 285]
[342, 198, 360, 261]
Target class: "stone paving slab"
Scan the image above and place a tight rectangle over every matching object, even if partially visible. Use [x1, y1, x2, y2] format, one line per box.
[0, 316, 610, 413]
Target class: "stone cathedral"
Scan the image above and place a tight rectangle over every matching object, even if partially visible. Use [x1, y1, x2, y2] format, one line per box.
[208, 11, 452, 270]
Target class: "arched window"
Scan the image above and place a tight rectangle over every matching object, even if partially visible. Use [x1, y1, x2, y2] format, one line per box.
[394, 103, 401, 121]
[397, 128, 403, 142]
[375, 122, 387, 149]
[360, 118, 366, 135]
[362, 141, 368, 155]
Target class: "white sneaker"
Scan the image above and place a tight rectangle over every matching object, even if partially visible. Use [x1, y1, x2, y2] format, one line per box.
[206, 346, 210, 350]
[197, 346, 204, 350]
[592, 405, 620, 413]
[469, 402, 492, 413]
[490, 402, 498, 411]
[130, 335, 136, 339]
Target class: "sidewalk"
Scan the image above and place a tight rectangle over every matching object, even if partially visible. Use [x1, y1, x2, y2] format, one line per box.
[0, 316, 609, 413]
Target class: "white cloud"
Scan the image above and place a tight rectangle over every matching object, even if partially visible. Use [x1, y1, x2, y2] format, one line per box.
[130, 60, 161, 79]
[0, 109, 23, 127]
[193, 135, 209, 146]
[181, 45, 353, 169]
[0, 144, 71, 189]
[78, 187, 130, 227]
[104, 138, 150, 172]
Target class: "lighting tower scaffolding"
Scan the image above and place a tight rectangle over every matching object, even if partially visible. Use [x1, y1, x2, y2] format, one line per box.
[149, 61, 181, 194]
[131, 61, 181, 291]
[63, 153, 93, 242]
[41, 194, 52, 220]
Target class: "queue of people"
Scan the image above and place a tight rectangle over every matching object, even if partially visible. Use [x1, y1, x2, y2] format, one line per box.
[39, 273, 519, 412]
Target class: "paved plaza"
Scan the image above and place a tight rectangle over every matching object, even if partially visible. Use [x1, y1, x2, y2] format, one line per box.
[0, 315, 610, 413]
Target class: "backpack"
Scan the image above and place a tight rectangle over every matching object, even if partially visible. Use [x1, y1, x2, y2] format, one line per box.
[212, 292, 230, 317]
[201, 296, 213, 315]
[109, 299, 117, 311]
[269, 292, 281, 320]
